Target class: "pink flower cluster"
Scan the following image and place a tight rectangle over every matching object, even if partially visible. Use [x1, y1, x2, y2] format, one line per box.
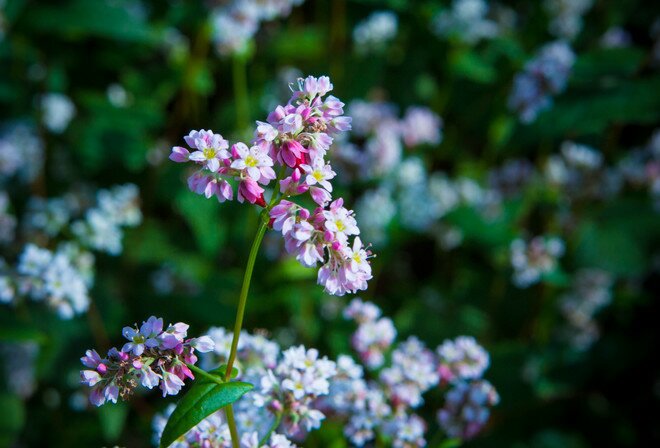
[170, 75, 374, 296]
[270, 199, 372, 295]
[80, 316, 214, 406]
[170, 130, 274, 206]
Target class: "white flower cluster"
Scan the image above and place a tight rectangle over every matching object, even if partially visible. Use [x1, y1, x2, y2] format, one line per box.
[510, 235, 565, 288]
[0, 123, 44, 183]
[559, 269, 614, 350]
[333, 299, 497, 446]
[40, 93, 76, 134]
[353, 11, 398, 54]
[437, 336, 490, 383]
[432, 0, 500, 44]
[544, 0, 594, 40]
[211, 0, 305, 56]
[71, 184, 142, 255]
[1, 183, 141, 318]
[0, 243, 93, 318]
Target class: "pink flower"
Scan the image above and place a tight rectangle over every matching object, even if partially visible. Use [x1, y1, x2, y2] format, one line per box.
[278, 140, 308, 168]
[184, 129, 230, 172]
[160, 370, 185, 396]
[169, 146, 190, 163]
[301, 158, 335, 192]
[230, 143, 275, 183]
[238, 177, 266, 206]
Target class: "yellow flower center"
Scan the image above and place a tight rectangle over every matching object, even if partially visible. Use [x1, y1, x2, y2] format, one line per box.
[336, 220, 345, 232]
[203, 147, 216, 159]
[313, 170, 324, 181]
[245, 155, 258, 167]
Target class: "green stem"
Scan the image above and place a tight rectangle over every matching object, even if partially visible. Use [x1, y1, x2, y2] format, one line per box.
[186, 363, 224, 385]
[222, 169, 288, 446]
[259, 411, 283, 445]
[232, 53, 250, 133]
[224, 218, 268, 381]
[225, 406, 240, 448]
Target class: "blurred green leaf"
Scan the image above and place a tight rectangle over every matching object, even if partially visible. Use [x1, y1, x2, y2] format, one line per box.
[98, 401, 129, 443]
[0, 394, 25, 446]
[27, 0, 155, 42]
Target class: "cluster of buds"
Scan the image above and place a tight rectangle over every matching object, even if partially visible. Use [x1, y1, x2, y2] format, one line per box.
[170, 75, 373, 296]
[80, 316, 214, 406]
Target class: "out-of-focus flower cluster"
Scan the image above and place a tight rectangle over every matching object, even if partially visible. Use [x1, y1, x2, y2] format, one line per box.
[353, 11, 398, 54]
[559, 269, 614, 350]
[171, 75, 374, 296]
[508, 41, 575, 123]
[210, 0, 304, 56]
[544, 0, 593, 40]
[432, 0, 510, 44]
[0, 123, 44, 182]
[326, 298, 498, 446]
[80, 316, 215, 406]
[510, 235, 565, 288]
[0, 184, 141, 318]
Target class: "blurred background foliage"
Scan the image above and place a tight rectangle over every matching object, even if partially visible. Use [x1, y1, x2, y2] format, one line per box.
[1, 0, 660, 446]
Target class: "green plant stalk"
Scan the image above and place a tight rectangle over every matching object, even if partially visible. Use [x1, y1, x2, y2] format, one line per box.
[186, 363, 224, 386]
[225, 405, 240, 448]
[258, 411, 283, 445]
[223, 217, 268, 381]
[222, 176, 286, 447]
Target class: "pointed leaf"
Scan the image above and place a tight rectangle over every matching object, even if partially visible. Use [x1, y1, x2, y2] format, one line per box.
[160, 381, 253, 448]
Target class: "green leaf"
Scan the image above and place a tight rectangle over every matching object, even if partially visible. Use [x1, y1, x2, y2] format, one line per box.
[160, 381, 253, 448]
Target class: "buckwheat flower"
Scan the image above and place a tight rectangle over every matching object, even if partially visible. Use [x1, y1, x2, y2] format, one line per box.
[323, 199, 360, 243]
[0, 275, 14, 303]
[231, 142, 276, 183]
[600, 26, 632, 48]
[559, 269, 614, 350]
[380, 337, 439, 409]
[383, 413, 427, 448]
[436, 336, 490, 383]
[353, 11, 398, 54]
[351, 316, 397, 370]
[0, 123, 44, 183]
[122, 316, 164, 356]
[80, 316, 213, 406]
[508, 41, 575, 123]
[344, 298, 382, 323]
[40, 92, 76, 133]
[544, 0, 593, 40]
[510, 235, 565, 288]
[181, 129, 230, 172]
[399, 107, 443, 148]
[432, 0, 499, 44]
[437, 380, 499, 440]
[301, 157, 335, 192]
